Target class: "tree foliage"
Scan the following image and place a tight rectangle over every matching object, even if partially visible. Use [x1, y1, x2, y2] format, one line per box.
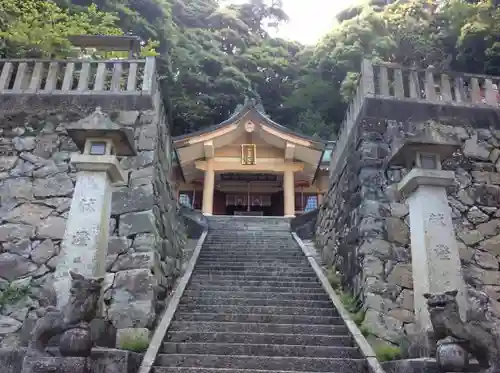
[0, 0, 121, 58]
[1, 0, 500, 139]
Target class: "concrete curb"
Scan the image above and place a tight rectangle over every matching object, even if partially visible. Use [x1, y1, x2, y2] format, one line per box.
[291, 232, 387, 373]
[138, 229, 208, 373]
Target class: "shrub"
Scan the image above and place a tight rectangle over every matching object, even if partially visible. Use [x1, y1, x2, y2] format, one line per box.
[118, 334, 150, 353]
[374, 344, 402, 362]
[0, 284, 30, 312]
[326, 266, 341, 289]
[359, 324, 371, 337]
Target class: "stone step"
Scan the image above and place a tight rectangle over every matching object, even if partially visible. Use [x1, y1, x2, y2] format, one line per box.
[207, 231, 292, 234]
[204, 244, 295, 247]
[196, 259, 310, 265]
[207, 228, 291, 232]
[203, 241, 295, 244]
[182, 290, 330, 301]
[173, 313, 344, 325]
[169, 321, 348, 335]
[199, 250, 301, 254]
[195, 263, 312, 269]
[187, 280, 323, 289]
[180, 297, 333, 308]
[161, 342, 361, 359]
[207, 234, 293, 237]
[155, 354, 365, 372]
[195, 262, 314, 272]
[153, 368, 365, 373]
[192, 270, 316, 278]
[190, 274, 318, 281]
[176, 304, 338, 317]
[197, 255, 306, 261]
[165, 331, 354, 346]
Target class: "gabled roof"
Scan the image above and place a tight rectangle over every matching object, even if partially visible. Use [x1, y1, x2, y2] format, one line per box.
[173, 98, 325, 151]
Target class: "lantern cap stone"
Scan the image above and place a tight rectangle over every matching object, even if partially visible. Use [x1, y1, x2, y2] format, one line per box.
[387, 136, 461, 168]
[66, 107, 137, 156]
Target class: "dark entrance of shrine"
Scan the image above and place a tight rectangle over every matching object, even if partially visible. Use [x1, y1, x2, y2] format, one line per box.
[220, 173, 281, 216]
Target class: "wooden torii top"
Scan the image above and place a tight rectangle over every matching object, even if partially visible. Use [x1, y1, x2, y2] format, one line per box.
[68, 35, 142, 58]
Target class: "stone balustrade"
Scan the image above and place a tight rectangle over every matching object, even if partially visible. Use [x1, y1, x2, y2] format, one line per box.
[0, 57, 157, 113]
[330, 59, 500, 182]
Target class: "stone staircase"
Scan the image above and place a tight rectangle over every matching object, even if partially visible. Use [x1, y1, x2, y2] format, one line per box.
[151, 216, 369, 373]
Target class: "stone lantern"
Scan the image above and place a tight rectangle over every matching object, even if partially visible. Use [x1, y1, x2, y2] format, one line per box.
[387, 134, 468, 341]
[53, 108, 136, 309]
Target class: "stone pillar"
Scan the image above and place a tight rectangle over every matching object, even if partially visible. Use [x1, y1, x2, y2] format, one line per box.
[54, 171, 112, 308]
[399, 168, 467, 332]
[283, 169, 295, 217]
[317, 193, 324, 206]
[202, 160, 215, 216]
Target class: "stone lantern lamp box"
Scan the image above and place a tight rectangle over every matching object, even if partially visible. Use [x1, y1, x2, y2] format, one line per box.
[66, 108, 136, 184]
[387, 136, 461, 198]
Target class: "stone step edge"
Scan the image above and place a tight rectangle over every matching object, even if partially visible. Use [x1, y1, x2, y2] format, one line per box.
[186, 285, 325, 290]
[162, 342, 357, 350]
[181, 297, 332, 304]
[191, 272, 316, 276]
[160, 342, 360, 355]
[166, 331, 349, 338]
[290, 233, 384, 373]
[155, 353, 365, 361]
[182, 291, 329, 297]
[178, 304, 336, 311]
[138, 230, 209, 373]
[153, 368, 357, 373]
[173, 312, 341, 321]
[170, 321, 345, 328]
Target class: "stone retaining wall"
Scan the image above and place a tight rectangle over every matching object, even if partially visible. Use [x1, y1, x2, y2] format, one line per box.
[0, 103, 186, 346]
[316, 117, 500, 348]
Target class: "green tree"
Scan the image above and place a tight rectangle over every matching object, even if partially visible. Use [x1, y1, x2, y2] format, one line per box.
[0, 0, 121, 58]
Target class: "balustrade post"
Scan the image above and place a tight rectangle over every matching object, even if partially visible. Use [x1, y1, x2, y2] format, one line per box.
[394, 68, 404, 98]
[441, 74, 452, 101]
[361, 59, 375, 95]
[379, 66, 389, 96]
[424, 67, 436, 101]
[142, 56, 156, 93]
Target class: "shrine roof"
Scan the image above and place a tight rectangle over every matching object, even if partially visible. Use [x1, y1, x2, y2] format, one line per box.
[173, 98, 325, 151]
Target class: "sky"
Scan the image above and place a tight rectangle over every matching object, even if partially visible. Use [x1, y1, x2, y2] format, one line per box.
[224, 0, 360, 45]
[272, 0, 359, 44]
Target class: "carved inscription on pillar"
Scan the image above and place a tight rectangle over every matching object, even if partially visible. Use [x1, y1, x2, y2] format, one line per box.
[408, 183, 468, 330]
[54, 171, 111, 308]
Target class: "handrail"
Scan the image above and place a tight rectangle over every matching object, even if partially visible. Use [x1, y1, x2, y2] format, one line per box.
[138, 229, 208, 373]
[0, 56, 156, 95]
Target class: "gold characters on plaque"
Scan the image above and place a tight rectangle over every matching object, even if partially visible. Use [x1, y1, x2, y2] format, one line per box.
[241, 144, 256, 165]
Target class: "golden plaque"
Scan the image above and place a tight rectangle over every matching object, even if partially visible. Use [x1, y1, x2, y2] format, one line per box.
[241, 144, 256, 165]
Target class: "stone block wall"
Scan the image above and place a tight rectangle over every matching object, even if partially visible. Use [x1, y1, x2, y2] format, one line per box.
[0, 101, 186, 346]
[291, 209, 318, 240]
[316, 117, 500, 347]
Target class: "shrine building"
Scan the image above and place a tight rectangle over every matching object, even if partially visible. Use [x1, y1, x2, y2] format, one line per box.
[172, 100, 332, 217]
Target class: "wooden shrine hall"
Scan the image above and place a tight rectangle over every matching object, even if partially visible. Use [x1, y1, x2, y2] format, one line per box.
[172, 99, 332, 217]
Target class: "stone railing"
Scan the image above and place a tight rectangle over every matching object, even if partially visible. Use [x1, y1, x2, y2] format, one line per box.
[329, 59, 500, 182]
[328, 60, 371, 181]
[371, 61, 500, 104]
[0, 56, 157, 112]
